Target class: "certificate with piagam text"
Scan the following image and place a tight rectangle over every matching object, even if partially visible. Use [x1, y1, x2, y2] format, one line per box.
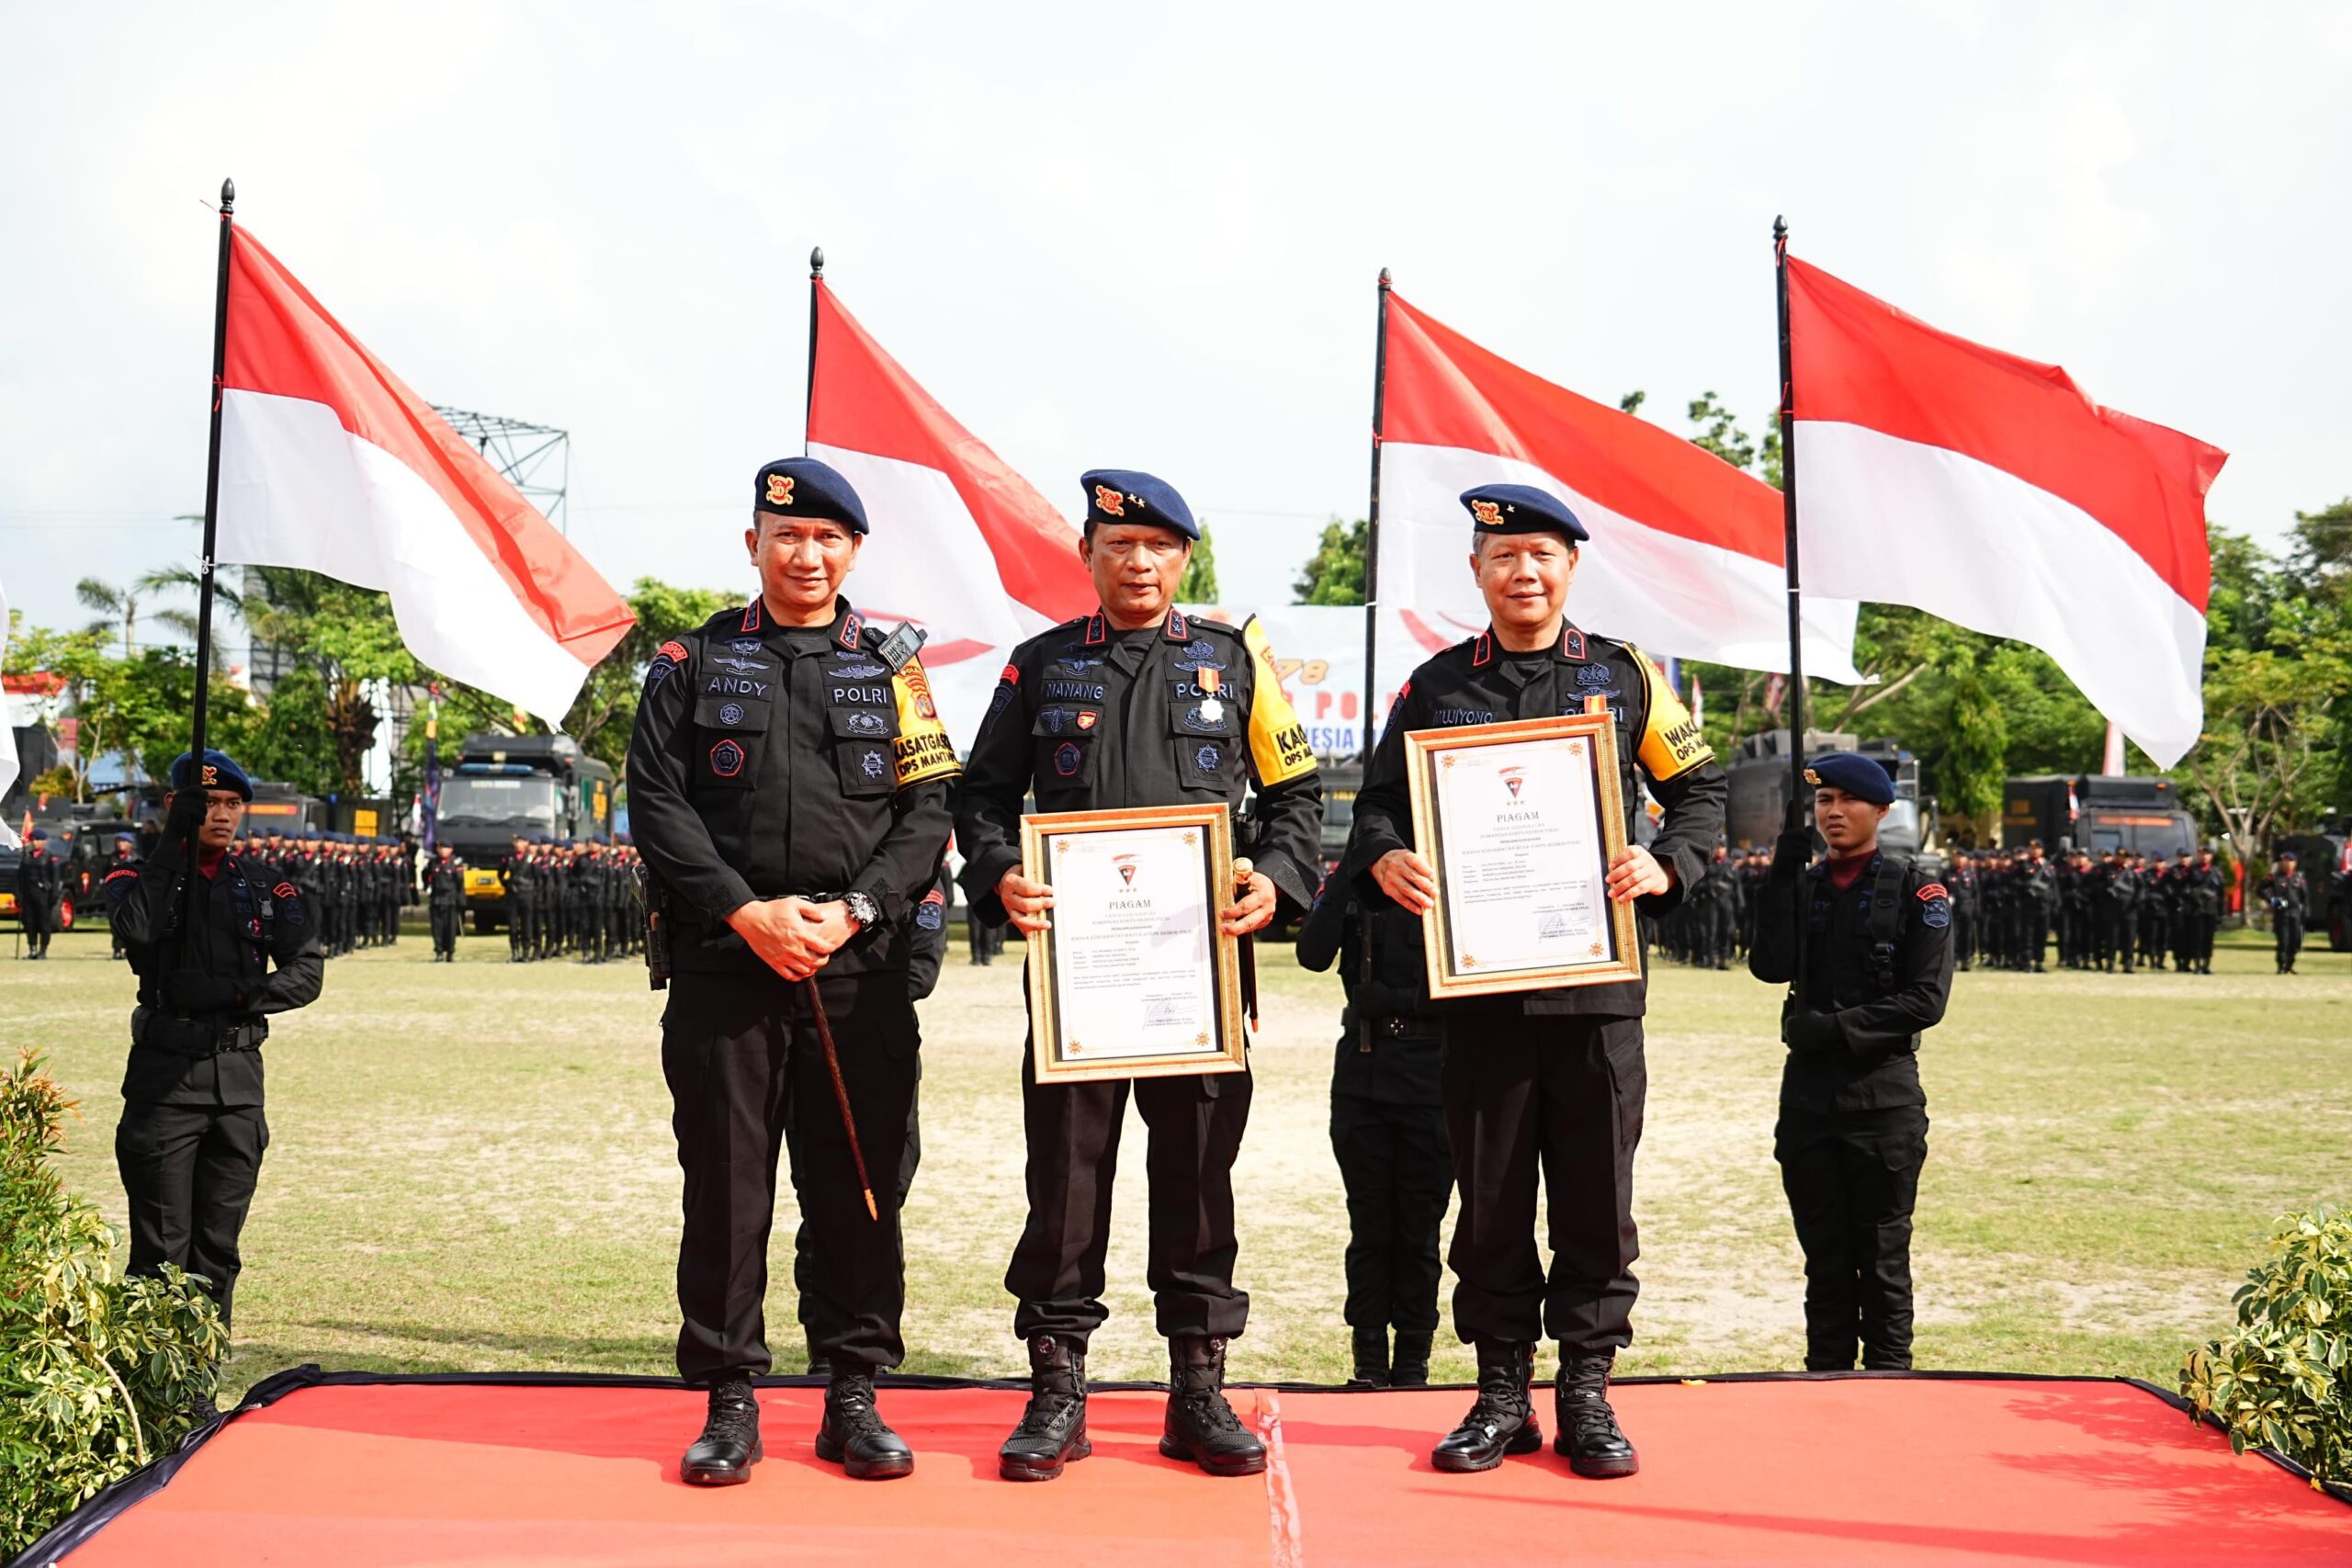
[1021, 803, 1248, 1083]
[1404, 712, 1644, 998]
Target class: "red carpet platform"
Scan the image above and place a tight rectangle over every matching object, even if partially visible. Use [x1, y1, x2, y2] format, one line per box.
[29, 1371, 2352, 1564]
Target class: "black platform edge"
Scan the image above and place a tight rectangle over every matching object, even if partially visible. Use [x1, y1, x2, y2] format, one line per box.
[18, 1365, 2345, 1561]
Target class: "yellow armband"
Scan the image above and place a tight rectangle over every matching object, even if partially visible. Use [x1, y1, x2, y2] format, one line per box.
[1243, 616, 1317, 785]
[1634, 649, 1713, 781]
[889, 656, 961, 787]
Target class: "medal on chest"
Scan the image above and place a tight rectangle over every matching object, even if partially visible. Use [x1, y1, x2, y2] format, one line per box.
[1197, 666, 1224, 725]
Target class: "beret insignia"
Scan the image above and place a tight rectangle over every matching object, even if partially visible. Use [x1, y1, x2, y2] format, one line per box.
[765, 473, 795, 506]
[1470, 500, 1504, 526]
[1804, 767, 1822, 785]
[202, 764, 219, 785]
[1093, 484, 1125, 517]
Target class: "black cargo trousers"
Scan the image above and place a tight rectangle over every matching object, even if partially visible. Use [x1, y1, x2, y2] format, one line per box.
[662, 965, 919, 1382]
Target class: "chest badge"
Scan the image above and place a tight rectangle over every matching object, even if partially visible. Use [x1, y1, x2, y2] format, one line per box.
[1197, 666, 1225, 725]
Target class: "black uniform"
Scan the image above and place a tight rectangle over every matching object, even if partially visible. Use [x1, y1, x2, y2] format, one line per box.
[2263, 867, 2310, 973]
[503, 849, 537, 961]
[956, 607, 1322, 1346]
[1749, 847, 1953, 1371]
[2177, 858, 2223, 973]
[103, 830, 324, 1326]
[424, 852, 467, 959]
[1346, 621, 1724, 1353]
[1296, 882, 1452, 1348]
[1691, 851, 1739, 969]
[17, 840, 64, 956]
[628, 595, 957, 1383]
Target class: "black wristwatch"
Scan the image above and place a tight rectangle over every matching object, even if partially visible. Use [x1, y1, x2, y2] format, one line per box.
[842, 891, 880, 932]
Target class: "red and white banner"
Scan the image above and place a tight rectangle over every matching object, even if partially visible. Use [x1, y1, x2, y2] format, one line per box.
[808, 281, 1093, 700]
[1374, 292, 1864, 711]
[1787, 256, 2226, 768]
[217, 229, 633, 723]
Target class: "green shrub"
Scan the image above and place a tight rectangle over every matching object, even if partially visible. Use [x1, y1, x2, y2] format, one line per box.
[2181, 1207, 2352, 1492]
[1, 1050, 228, 1558]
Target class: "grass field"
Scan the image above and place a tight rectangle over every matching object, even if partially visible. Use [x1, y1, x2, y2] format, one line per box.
[7, 919, 2347, 1401]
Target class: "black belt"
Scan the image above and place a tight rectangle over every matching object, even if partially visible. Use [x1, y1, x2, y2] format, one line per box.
[135, 1009, 266, 1057]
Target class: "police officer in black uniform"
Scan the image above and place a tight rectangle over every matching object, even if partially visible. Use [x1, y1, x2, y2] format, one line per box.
[956, 469, 1323, 1483]
[424, 842, 467, 961]
[2263, 851, 2310, 975]
[1748, 752, 1953, 1371]
[503, 835, 535, 961]
[1693, 842, 1739, 970]
[1345, 484, 1724, 1481]
[628, 457, 958, 1486]
[1297, 876, 1450, 1389]
[103, 750, 323, 1331]
[17, 828, 64, 957]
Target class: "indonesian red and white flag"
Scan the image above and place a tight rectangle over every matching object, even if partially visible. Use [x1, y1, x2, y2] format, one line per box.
[807, 280, 1093, 745]
[1787, 256, 2226, 768]
[217, 228, 634, 724]
[1374, 292, 1865, 711]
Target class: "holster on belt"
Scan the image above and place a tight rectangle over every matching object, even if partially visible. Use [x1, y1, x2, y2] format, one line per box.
[636, 864, 673, 991]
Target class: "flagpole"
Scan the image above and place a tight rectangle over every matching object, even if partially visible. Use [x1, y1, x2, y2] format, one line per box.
[804, 246, 823, 453]
[1773, 217, 1809, 832]
[181, 176, 235, 943]
[1775, 216, 1809, 1008]
[1358, 266, 1391, 765]
[191, 178, 235, 773]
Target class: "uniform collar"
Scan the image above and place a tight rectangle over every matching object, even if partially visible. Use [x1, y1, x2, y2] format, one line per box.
[1471, 619, 1588, 667]
[1081, 605, 1189, 646]
[749, 595, 862, 657]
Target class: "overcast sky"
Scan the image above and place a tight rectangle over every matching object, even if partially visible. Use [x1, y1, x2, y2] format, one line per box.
[4, 2, 2346, 654]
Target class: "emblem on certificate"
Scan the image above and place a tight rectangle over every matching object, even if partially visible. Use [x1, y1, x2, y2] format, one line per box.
[1020, 802, 1250, 1084]
[1403, 712, 1645, 998]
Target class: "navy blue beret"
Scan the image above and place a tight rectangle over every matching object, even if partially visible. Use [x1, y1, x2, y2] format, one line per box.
[1460, 483, 1588, 542]
[28, 828, 47, 841]
[169, 749, 254, 800]
[1804, 751, 1895, 807]
[1080, 468, 1199, 540]
[115, 832, 135, 844]
[754, 457, 869, 535]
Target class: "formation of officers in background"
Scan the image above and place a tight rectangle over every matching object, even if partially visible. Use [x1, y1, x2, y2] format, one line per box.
[490, 835, 644, 964]
[1656, 837, 2317, 977]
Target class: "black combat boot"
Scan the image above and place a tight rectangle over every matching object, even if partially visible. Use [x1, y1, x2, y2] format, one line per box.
[1389, 1330, 1434, 1388]
[1431, 1341, 1540, 1472]
[1348, 1325, 1390, 1388]
[999, 1334, 1091, 1482]
[680, 1378, 762, 1486]
[1159, 1335, 1266, 1476]
[814, 1371, 914, 1480]
[1554, 1349, 1639, 1478]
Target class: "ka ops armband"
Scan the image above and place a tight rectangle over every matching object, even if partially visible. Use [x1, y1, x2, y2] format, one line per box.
[1242, 616, 1316, 786]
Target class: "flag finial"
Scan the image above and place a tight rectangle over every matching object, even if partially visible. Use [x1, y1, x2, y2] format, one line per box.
[220, 177, 235, 212]
[1772, 214, 1786, 242]
[1378, 266, 1390, 287]
[809, 246, 824, 278]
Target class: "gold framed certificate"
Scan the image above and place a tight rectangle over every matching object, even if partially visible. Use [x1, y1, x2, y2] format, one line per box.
[1021, 802, 1249, 1084]
[1404, 712, 1644, 998]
